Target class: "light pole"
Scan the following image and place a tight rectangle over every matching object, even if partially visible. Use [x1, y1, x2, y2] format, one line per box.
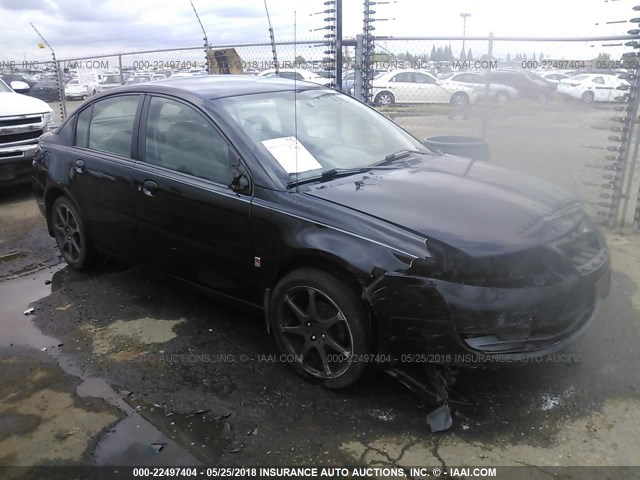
[460, 13, 471, 58]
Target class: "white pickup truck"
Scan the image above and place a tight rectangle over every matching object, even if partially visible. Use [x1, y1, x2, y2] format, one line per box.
[0, 78, 53, 185]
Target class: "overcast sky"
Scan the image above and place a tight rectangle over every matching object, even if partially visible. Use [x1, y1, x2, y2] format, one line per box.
[0, 0, 634, 62]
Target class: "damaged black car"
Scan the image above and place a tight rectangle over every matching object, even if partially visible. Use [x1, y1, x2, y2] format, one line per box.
[32, 76, 610, 390]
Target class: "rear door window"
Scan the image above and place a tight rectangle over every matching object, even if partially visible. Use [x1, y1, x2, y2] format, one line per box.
[86, 95, 141, 157]
[74, 106, 92, 148]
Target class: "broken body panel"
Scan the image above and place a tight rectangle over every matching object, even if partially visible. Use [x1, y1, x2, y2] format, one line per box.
[254, 156, 610, 365]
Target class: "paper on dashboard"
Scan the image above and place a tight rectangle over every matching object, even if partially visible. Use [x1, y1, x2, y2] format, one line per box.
[261, 136, 322, 174]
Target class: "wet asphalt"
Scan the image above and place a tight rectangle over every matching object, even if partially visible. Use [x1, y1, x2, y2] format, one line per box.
[1, 179, 639, 475]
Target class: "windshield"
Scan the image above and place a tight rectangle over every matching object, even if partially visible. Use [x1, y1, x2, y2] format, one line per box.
[215, 89, 426, 182]
[0, 78, 12, 93]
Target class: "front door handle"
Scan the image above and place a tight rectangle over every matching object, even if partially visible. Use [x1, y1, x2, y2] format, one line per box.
[74, 159, 85, 173]
[140, 180, 159, 197]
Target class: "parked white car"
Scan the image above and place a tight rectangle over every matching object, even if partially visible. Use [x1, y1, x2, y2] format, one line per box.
[96, 74, 126, 93]
[257, 69, 333, 87]
[372, 69, 477, 106]
[557, 73, 629, 103]
[438, 71, 519, 103]
[64, 79, 89, 100]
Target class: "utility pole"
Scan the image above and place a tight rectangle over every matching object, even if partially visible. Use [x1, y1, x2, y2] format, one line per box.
[460, 13, 471, 57]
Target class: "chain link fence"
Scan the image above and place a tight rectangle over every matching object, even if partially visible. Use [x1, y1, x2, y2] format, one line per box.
[3, 34, 640, 231]
[364, 35, 640, 230]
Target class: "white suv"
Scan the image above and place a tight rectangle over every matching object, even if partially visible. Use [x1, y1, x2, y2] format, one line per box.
[0, 78, 53, 185]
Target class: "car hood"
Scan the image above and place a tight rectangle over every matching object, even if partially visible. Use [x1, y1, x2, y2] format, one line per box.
[0, 92, 52, 116]
[305, 155, 582, 256]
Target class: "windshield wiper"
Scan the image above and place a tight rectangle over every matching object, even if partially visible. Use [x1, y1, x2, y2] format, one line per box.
[373, 148, 432, 166]
[287, 166, 398, 189]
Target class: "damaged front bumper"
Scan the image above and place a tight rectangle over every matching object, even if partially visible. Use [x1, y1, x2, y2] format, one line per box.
[366, 256, 610, 366]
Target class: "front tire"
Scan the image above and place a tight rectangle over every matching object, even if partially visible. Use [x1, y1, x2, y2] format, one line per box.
[270, 268, 371, 389]
[51, 197, 96, 270]
[450, 92, 470, 106]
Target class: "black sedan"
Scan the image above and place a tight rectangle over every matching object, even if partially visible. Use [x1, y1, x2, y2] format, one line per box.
[29, 79, 61, 102]
[32, 76, 610, 389]
[488, 70, 556, 100]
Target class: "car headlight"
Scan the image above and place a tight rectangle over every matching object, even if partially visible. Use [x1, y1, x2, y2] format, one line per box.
[409, 240, 572, 289]
[42, 111, 53, 131]
[452, 247, 572, 288]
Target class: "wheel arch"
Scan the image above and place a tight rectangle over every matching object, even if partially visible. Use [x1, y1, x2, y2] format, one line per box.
[44, 187, 82, 236]
[264, 250, 380, 349]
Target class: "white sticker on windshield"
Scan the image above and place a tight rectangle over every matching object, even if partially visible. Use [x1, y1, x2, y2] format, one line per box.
[261, 136, 322, 174]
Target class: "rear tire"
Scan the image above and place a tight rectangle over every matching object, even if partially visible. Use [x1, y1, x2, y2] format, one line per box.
[51, 196, 96, 270]
[270, 268, 371, 389]
[494, 91, 510, 104]
[581, 91, 595, 104]
[374, 91, 395, 106]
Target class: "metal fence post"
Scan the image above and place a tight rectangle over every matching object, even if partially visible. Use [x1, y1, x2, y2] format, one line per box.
[354, 34, 363, 101]
[118, 55, 124, 85]
[335, 0, 343, 91]
[362, 1, 375, 105]
[56, 60, 67, 120]
[481, 32, 493, 140]
[617, 48, 640, 228]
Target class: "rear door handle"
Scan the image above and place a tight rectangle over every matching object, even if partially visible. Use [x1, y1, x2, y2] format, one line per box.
[74, 159, 85, 173]
[140, 180, 159, 197]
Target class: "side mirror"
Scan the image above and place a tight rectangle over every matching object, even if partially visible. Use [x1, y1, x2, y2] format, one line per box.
[229, 162, 251, 194]
[10, 81, 30, 94]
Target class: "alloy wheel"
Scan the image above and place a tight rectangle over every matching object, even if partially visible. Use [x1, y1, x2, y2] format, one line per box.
[376, 92, 394, 106]
[582, 91, 594, 104]
[53, 203, 83, 264]
[277, 286, 354, 380]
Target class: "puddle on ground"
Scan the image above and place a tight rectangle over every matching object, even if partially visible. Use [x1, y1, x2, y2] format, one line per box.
[96, 397, 233, 465]
[0, 266, 229, 466]
[0, 265, 61, 350]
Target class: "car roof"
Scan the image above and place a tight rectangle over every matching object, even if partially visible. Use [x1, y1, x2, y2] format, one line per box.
[451, 71, 480, 77]
[383, 69, 421, 74]
[108, 75, 326, 99]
